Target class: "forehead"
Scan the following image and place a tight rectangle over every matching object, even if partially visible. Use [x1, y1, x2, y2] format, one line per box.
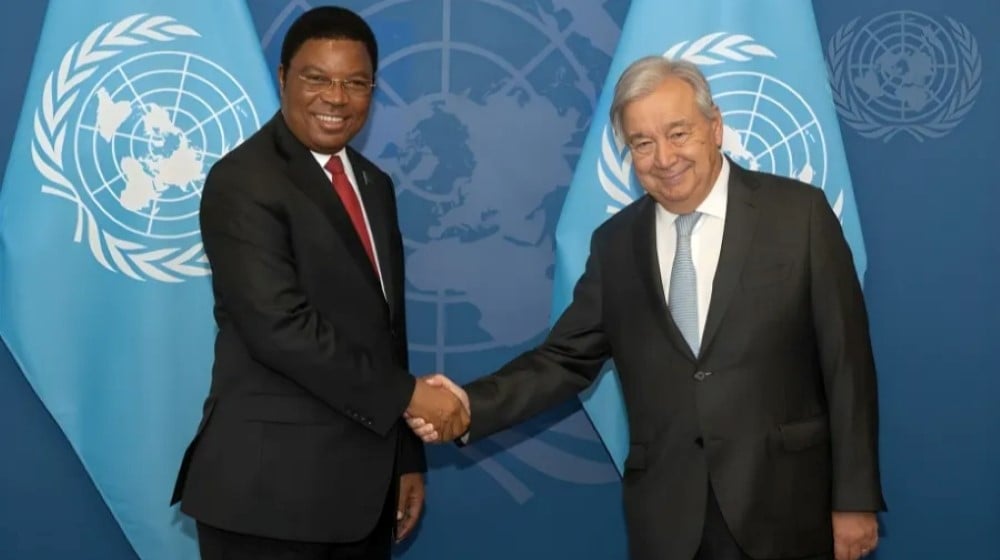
[289, 38, 372, 73]
[622, 77, 704, 134]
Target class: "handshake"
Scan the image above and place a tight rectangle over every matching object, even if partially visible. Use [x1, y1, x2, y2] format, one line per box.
[404, 374, 469, 443]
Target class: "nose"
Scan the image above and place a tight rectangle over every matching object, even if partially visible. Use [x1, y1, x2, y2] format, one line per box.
[318, 82, 348, 105]
[653, 140, 678, 168]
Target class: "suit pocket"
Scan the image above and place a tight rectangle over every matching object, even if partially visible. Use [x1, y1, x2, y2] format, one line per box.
[778, 415, 830, 451]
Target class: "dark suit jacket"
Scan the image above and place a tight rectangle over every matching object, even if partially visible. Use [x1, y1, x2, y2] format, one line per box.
[464, 162, 885, 560]
[171, 112, 424, 543]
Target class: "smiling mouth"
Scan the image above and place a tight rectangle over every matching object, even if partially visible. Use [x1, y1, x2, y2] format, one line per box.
[660, 166, 690, 184]
[314, 114, 347, 128]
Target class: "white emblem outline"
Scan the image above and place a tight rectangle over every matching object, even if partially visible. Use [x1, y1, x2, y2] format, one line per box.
[827, 13, 982, 143]
[31, 14, 217, 282]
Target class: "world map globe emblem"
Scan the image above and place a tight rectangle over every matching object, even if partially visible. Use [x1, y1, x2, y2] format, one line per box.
[711, 71, 827, 187]
[331, 1, 621, 376]
[828, 11, 981, 141]
[848, 12, 956, 123]
[74, 51, 261, 240]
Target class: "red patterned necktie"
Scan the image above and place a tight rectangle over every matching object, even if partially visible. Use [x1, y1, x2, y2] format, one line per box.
[324, 155, 380, 278]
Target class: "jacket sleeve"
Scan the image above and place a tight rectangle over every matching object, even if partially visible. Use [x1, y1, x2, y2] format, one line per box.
[808, 188, 886, 512]
[464, 235, 612, 441]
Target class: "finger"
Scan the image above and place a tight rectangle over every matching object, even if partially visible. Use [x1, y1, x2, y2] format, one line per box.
[426, 374, 465, 400]
[405, 493, 424, 532]
[834, 539, 849, 560]
[394, 492, 407, 534]
[414, 424, 436, 438]
[396, 512, 415, 542]
[436, 375, 463, 396]
[406, 417, 426, 429]
[422, 375, 445, 387]
[420, 431, 439, 443]
[396, 498, 423, 542]
[440, 420, 461, 441]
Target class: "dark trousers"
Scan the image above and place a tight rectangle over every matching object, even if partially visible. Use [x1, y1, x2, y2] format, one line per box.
[196, 491, 394, 560]
[695, 484, 833, 560]
[197, 518, 391, 560]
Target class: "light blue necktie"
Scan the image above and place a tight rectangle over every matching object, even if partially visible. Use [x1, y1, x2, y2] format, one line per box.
[669, 212, 702, 355]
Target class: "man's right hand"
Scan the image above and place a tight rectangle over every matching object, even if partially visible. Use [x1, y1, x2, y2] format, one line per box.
[405, 374, 469, 443]
[405, 376, 469, 441]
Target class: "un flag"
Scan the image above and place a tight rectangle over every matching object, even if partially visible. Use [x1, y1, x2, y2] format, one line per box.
[0, 1, 277, 558]
[559, 0, 867, 473]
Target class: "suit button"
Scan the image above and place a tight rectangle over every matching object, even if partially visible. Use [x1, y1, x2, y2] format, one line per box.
[693, 370, 712, 381]
[694, 437, 704, 448]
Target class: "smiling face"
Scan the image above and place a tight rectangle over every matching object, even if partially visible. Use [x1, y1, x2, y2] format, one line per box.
[622, 76, 724, 214]
[278, 38, 374, 154]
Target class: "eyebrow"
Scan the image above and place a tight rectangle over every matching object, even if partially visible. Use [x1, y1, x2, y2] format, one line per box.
[297, 65, 372, 78]
[663, 119, 692, 130]
[626, 119, 692, 142]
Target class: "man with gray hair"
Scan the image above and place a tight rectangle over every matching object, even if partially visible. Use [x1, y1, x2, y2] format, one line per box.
[409, 56, 884, 560]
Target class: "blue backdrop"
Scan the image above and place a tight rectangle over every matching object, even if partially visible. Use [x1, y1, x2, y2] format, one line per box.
[1, 1, 997, 559]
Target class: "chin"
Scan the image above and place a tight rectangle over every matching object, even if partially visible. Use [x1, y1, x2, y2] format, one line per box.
[310, 134, 349, 152]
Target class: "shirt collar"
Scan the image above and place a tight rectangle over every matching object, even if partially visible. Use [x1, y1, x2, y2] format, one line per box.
[311, 148, 348, 169]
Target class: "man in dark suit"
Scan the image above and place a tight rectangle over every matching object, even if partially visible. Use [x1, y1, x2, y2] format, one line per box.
[408, 57, 885, 560]
[171, 7, 467, 559]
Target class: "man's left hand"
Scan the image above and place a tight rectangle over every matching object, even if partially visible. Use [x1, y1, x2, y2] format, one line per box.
[395, 472, 425, 543]
[833, 511, 878, 560]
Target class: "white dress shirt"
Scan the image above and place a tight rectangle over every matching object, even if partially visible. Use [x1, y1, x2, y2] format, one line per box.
[654, 158, 730, 339]
[312, 149, 386, 298]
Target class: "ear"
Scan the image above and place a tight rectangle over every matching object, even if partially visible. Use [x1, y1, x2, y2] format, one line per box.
[277, 64, 286, 92]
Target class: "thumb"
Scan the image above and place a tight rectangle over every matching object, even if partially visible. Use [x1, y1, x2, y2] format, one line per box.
[422, 373, 447, 387]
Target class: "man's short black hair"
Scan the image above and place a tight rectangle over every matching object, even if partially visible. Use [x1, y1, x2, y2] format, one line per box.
[280, 7, 378, 77]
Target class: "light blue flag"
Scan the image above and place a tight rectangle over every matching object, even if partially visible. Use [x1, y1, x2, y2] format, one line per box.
[0, 1, 277, 558]
[556, 0, 867, 474]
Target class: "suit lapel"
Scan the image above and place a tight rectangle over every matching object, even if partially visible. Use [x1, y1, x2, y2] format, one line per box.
[348, 148, 399, 317]
[271, 114, 383, 297]
[701, 164, 758, 355]
[632, 197, 697, 361]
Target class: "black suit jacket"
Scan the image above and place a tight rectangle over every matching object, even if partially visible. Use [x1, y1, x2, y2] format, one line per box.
[464, 162, 885, 560]
[171, 112, 424, 543]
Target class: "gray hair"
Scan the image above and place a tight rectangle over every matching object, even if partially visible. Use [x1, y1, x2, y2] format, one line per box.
[609, 56, 717, 139]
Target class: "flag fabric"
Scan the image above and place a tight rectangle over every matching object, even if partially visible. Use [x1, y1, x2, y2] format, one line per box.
[555, 0, 867, 473]
[0, 1, 277, 557]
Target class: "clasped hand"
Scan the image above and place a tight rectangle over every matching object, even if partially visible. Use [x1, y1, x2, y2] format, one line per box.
[404, 374, 469, 442]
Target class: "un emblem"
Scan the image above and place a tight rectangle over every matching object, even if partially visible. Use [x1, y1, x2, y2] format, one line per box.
[31, 14, 261, 282]
[261, 0, 623, 502]
[601, 33, 845, 219]
[828, 11, 982, 142]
